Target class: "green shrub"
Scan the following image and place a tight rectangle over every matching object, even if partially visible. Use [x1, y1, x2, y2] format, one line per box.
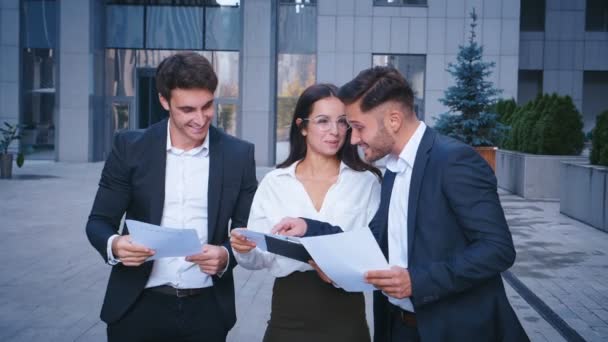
[591, 110, 608, 166]
[504, 94, 584, 155]
[494, 98, 518, 125]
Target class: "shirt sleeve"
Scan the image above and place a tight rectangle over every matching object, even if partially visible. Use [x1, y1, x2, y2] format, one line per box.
[233, 177, 277, 271]
[106, 234, 121, 265]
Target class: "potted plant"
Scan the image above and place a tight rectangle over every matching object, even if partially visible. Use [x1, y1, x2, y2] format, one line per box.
[496, 93, 586, 199]
[1, 122, 25, 179]
[434, 9, 507, 171]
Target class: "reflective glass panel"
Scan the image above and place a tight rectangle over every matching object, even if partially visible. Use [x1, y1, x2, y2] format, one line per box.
[106, 5, 144, 48]
[205, 6, 241, 50]
[275, 54, 316, 164]
[216, 103, 237, 136]
[278, 3, 316, 54]
[21, 48, 56, 158]
[22, 0, 57, 49]
[373, 54, 426, 120]
[146, 6, 204, 49]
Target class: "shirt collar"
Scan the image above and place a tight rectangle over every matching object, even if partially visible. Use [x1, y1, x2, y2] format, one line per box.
[275, 160, 349, 178]
[166, 120, 210, 157]
[386, 122, 427, 174]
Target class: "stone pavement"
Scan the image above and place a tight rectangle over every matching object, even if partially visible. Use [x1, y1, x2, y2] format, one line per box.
[0, 161, 606, 341]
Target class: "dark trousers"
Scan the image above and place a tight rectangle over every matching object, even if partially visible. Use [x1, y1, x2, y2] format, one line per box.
[390, 309, 420, 342]
[107, 288, 227, 342]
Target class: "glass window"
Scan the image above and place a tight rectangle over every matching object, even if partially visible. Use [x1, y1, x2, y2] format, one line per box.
[22, 0, 57, 49]
[373, 0, 427, 6]
[517, 70, 543, 106]
[586, 0, 608, 31]
[278, 3, 316, 54]
[583, 71, 608, 132]
[21, 48, 56, 158]
[275, 1, 317, 164]
[146, 6, 204, 49]
[111, 100, 132, 132]
[216, 103, 237, 136]
[205, 6, 241, 51]
[520, 0, 545, 31]
[372, 55, 426, 120]
[106, 5, 144, 48]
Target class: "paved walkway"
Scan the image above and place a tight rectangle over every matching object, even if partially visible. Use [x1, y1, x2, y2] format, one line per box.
[0, 161, 606, 341]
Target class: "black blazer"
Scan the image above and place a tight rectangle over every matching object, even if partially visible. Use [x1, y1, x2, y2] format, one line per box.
[86, 119, 257, 328]
[305, 128, 529, 342]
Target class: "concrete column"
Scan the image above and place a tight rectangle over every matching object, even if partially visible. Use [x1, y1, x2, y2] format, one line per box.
[56, 0, 105, 162]
[241, 0, 275, 166]
[0, 0, 20, 153]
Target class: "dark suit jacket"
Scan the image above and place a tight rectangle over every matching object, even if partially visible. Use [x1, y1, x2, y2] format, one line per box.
[305, 128, 529, 342]
[86, 119, 257, 329]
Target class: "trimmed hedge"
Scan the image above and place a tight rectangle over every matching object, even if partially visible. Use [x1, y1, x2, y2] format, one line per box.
[591, 110, 608, 166]
[503, 94, 584, 155]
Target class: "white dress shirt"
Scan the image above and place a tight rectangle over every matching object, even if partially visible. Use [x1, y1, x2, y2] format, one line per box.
[107, 122, 217, 289]
[235, 160, 381, 278]
[385, 121, 427, 312]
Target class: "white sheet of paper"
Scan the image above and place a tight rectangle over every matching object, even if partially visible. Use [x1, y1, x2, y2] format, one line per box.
[125, 219, 202, 260]
[236, 229, 268, 251]
[237, 229, 302, 252]
[300, 228, 390, 292]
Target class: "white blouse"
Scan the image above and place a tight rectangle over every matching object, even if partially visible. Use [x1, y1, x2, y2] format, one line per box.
[234, 160, 381, 278]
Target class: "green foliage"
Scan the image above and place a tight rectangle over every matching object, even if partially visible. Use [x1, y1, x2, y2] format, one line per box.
[493, 98, 518, 125]
[0, 121, 25, 168]
[434, 9, 506, 146]
[506, 94, 584, 155]
[590, 110, 608, 166]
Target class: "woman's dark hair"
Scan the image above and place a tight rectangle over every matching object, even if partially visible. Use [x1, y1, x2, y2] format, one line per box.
[156, 52, 218, 101]
[277, 83, 382, 179]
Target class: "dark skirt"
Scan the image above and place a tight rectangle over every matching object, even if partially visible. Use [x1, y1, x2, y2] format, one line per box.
[263, 271, 370, 342]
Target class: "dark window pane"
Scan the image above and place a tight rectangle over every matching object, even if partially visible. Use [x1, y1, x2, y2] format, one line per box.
[205, 6, 241, 50]
[517, 70, 543, 106]
[520, 0, 545, 31]
[586, 0, 608, 31]
[21, 48, 56, 157]
[22, 0, 57, 49]
[278, 4, 316, 54]
[372, 54, 426, 120]
[146, 6, 204, 49]
[106, 0, 235, 5]
[374, 0, 427, 6]
[106, 5, 144, 48]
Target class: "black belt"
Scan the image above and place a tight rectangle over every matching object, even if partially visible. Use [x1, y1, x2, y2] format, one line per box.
[390, 304, 417, 327]
[148, 285, 211, 298]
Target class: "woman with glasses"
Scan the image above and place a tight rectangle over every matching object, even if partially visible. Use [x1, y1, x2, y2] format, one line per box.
[230, 83, 381, 342]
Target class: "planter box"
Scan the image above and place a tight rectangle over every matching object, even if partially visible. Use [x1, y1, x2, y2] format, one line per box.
[560, 163, 608, 233]
[496, 150, 587, 200]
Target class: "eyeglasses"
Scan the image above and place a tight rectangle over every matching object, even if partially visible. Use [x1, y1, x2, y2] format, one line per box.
[302, 115, 351, 132]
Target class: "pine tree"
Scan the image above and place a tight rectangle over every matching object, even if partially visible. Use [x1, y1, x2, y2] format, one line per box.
[434, 8, 507, 146]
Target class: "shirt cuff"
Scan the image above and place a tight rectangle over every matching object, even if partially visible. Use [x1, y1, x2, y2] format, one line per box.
[217, 246, 230, 278]
[106, 234, 121, 265]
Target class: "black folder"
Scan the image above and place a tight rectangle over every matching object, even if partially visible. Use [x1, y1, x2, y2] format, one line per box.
[265, 235, 312, 263]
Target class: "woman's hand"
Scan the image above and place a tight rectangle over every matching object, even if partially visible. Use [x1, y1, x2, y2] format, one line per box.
[230, 228, 257, 253]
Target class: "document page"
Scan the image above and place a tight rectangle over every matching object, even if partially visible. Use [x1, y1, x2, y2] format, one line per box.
[300, 228, 390, 292]
[125, 219, 202, 260]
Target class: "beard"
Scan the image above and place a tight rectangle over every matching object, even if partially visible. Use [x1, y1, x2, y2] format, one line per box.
[363, 124, 394, 163]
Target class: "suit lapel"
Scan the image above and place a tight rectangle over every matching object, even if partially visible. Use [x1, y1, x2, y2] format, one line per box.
[148, 120, 168, 226]
[406, 128, 435, 259]
[207, 127, 223, 244]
